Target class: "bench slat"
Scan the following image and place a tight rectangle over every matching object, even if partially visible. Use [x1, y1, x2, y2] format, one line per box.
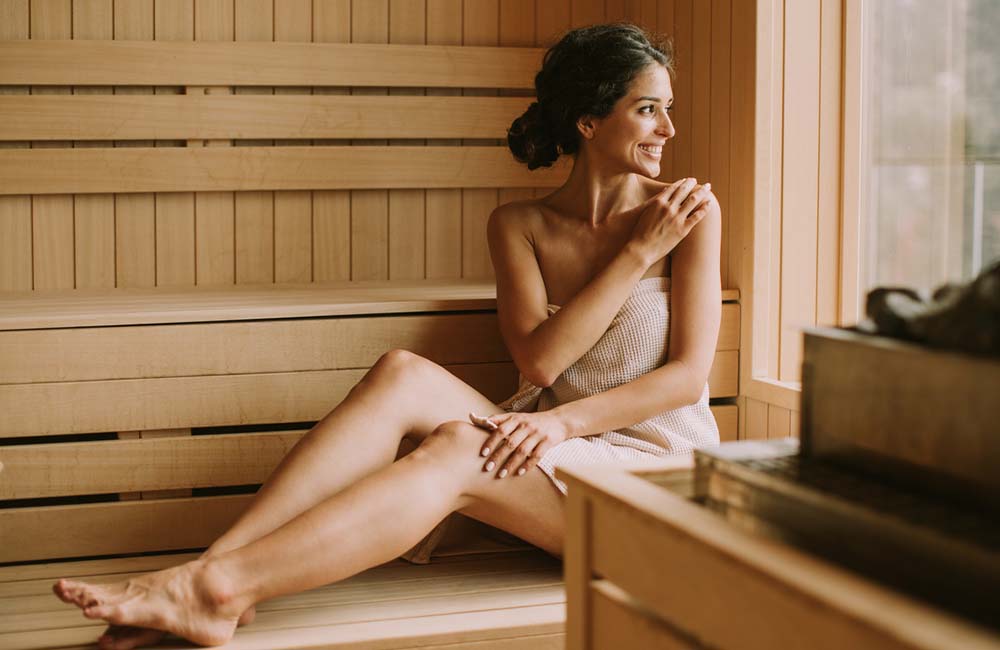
[0, 95, 532, 141]
[0, 41, 543, 89]
[0, 363, 518, 437]
[0, 406, 737, 502]
[0, 281, 504, 331]
[0, 358, 745, 438]
[0, 146, 570, 196]
[0, 306, 738, 384]
[0, 313, 511, 383]
[0, 494, 252, 563]
[0, 431, 304, 500]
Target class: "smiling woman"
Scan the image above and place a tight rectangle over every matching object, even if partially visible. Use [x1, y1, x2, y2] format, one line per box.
[49, 23, 723, 650]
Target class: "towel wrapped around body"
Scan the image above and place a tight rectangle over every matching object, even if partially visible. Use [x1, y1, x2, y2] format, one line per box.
[499, 275, 720, 495]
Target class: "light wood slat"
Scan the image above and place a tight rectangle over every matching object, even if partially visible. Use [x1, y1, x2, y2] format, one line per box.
[711, 404, 738, 442]
[590, 580, 697, 649]
[0, 282, 738, 331]
[707, 350, 738, 398]
[0, 313, 511, 383]
[0, 493, 251, 564]
[0, 145, 570, 196]
[0, 430, 304, 500]
[0, 601, 564, 650]
[0, 41, 544, 88]
[0, 307, 737, 383]
[0, 356, 735, 437]
[2, 569, 562, 634]
[0, 280, 498, 330]
[0, 548, 554, 597]
[0, 363, 518, 437]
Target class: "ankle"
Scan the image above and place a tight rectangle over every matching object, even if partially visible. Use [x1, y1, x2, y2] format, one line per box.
[194, 557, 253, 617]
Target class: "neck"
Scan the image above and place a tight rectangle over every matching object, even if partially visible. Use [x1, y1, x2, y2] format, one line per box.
[545, 149, 646, 228]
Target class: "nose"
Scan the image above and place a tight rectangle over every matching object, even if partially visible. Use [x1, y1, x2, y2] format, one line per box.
[656, 109, 675, 139]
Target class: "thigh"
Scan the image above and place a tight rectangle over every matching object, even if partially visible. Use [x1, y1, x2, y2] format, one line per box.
[416, 422, 566, 559]
[366, 349, 509, 444]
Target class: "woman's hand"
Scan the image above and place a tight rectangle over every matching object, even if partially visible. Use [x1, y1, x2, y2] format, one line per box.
[628, 178, 715, 266]
[477, 411, 571, 478]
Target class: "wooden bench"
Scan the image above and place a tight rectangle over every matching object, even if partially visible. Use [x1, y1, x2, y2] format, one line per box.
[0, 38, 740, 649]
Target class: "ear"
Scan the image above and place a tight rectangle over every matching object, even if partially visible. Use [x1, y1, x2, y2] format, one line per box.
[576, 114, 598, 140]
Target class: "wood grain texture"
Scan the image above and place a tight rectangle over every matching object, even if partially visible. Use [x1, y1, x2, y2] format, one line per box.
[0, 40, 545, 88]
[0, 312, 512, 383]
[0, 146, 572, 195]
[0, 430, 305, 499]
[0, 362, 519, 436]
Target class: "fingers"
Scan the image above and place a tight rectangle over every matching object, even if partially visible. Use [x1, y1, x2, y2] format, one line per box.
[478, 413, 515, 458]
[665, 177, 698, 203]
[482, 424, 528, 476]
[677, 182, 713, 221]
[496, 431, 542, 479]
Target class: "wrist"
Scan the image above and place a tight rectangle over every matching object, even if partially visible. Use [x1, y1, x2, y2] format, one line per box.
[622, 241, 655, 269]
[552, 406, 585, 439]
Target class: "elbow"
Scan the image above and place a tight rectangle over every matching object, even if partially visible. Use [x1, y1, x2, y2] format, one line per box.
[524, 362, 557, 389]
[514, 356, 557, 388]
[676, 361, 708, 405]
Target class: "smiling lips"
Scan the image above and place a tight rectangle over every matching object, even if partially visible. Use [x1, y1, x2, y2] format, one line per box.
[638, 143, 663, 158]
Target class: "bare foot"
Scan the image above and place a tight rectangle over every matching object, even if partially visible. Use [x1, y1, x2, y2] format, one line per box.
[52, 559, 247, 647]
[95, 607, 257, 650]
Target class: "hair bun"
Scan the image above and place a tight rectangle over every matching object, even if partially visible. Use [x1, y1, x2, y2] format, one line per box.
[507, 102, 561, 170]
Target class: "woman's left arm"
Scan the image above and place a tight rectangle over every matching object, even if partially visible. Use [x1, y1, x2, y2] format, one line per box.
[479, 197, 722, 478]
[556, 193, 722, 438]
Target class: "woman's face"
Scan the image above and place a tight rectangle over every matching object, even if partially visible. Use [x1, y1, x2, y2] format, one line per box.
[583, 63, 675, 178]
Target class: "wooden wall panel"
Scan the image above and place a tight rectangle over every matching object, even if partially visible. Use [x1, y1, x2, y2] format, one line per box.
[742, 397, 800, 441]
[425, 0, 464, 280]
[312, 0, 352, 283]
[1, 0, 749, 338]
[194, 0, 237, 286]
[30, 0, 75, 291]
[388, 0, 427, 281]
[0, 2, 31, 291]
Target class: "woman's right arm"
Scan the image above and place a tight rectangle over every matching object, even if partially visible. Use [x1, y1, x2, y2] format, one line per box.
[488, 180, 710, 387]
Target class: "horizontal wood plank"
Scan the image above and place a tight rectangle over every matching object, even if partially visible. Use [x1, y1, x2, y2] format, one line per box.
[590, 579, 697, 649]
[0, 41, 543, 89]
[0, 363, 519, 437]
[0, 95, 533, 141]
[708, 350, 739, 398]
[0, 146, 570, 196]
[0, 494, 253, 563]
[0, 313, 512, 383]
[0, 406, 737, 500]
[0, 281, 501, 331]
[0, 307, 738, 383]
[0, 431, 304, 499]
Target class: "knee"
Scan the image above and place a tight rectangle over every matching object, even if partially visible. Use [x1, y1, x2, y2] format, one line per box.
[416, 421, 484, 459]
[360, 349, 430, 389]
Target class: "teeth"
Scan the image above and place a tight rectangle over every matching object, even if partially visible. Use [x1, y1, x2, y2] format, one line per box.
[639, 145, 662, 153]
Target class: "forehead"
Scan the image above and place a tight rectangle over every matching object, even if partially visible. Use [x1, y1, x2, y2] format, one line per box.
[626, 64, 673, 99]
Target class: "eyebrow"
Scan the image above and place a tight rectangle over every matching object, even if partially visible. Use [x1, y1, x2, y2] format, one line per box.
[635, 96, 674, 104]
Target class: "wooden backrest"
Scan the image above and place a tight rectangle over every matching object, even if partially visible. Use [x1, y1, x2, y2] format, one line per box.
[0, 40, 569, 291]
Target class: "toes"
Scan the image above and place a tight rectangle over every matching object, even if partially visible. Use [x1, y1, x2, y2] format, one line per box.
[52, 579, 75, 604]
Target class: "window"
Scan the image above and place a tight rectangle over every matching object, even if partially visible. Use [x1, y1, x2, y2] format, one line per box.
[860, 0, 1000, 294]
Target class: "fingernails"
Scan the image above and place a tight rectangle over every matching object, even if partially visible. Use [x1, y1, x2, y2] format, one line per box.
[704, 182, 712, 190]
[499, 469, 508, 478]
[485, 461, 495, 471]
[517, 468, 526, 476]
[481, 448, 490, 457]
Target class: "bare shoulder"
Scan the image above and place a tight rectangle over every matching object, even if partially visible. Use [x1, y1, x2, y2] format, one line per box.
[637, 176, 680, 200]
[487, 197, 545, 242]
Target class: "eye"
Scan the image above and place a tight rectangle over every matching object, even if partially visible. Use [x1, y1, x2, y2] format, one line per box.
[639, 104, 656, 114]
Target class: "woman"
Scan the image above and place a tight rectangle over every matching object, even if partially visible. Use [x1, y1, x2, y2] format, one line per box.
[53, 23, 721, 649]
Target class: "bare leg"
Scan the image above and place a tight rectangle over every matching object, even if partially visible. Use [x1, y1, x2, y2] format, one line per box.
[54, 421, 565, 648]
[206, 349, 506, 557]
